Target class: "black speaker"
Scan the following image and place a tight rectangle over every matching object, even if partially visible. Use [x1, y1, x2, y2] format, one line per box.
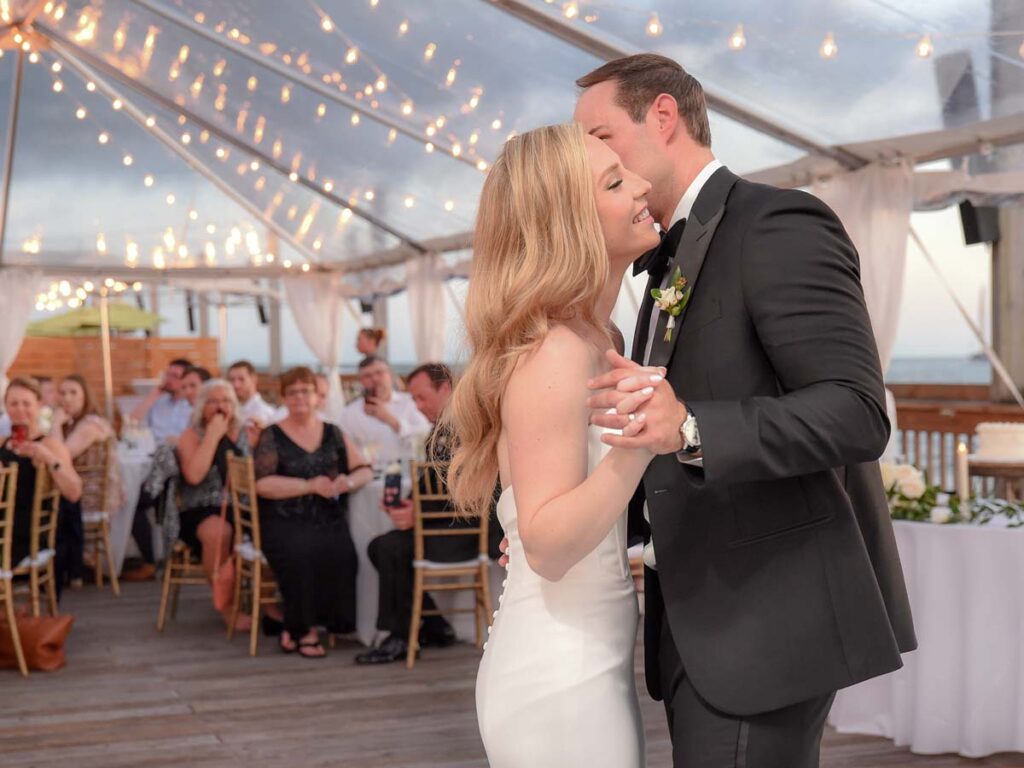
[185, 290, 196, 332]
[959, 201, 1000, 245]
[256, 296, 268, 325]
[359, 300, 373, 314]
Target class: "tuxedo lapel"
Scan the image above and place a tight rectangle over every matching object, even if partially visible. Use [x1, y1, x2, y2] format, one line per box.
[648, 167, 739, 369]
[631, 270, 659, 364]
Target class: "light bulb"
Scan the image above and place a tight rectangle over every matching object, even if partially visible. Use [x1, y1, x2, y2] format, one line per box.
[916, 34, 933, 58]
[320, 16, 334, 32]
[444, 200, 455, 212]
[820, 32, 838, 59]
[646, 13, 663, 37]
[345, 47, 359, 64]
[728, 24, 747, 51]
[563, 2, 579, 20]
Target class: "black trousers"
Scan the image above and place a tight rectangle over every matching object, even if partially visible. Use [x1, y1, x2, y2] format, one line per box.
[54, 498, 84, 597]
[130, 490, 156, 564]
[658, 606, 835, 768]
[367, 529, 478, 638]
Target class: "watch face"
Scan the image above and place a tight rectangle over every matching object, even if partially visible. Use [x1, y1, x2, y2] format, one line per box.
[683, 416, 700, 446]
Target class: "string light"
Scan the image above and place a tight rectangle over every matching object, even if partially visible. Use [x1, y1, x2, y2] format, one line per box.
[144, 174, 155, 187]
[444, 200, 455, 212]
[75, 107, 86, 119]
[398, 20, 409, 35]
[166, 193, 176, 205]
[820, 32, 838, 59]
[403, 195, 415, 208]
[916, 34, 933, 58]
[320, 15, 335, 32]
[97, 131, 109, 144]
[122, 154, 133, 166]
[345, 46, 359, 65]
[563, 2, 579, 20]
[728, 24, 747, 51]
[491, 118, 502, 130]
[52, 81, 63, 93]
[424, 43, 437, 61]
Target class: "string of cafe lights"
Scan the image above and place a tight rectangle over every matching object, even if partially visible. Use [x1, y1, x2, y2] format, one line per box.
[38, 0, 472, 233]
[35, 278, 143, 313]
[35, 47, 307, 274]
[547, 0, 1024, 61]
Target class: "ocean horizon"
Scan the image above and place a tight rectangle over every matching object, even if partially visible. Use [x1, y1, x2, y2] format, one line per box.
[885, 356, 992, 385]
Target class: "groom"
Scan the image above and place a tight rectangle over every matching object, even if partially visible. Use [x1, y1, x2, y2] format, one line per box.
[579, 55, 916, 766]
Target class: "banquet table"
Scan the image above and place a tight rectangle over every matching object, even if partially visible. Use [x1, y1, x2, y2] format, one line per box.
[347, 480, 505, 647]
[107, 445, 153, 576]
[828, 518, 1024, 758]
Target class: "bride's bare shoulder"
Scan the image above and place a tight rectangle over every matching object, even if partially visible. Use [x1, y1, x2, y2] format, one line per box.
[505, 325, 601, 413]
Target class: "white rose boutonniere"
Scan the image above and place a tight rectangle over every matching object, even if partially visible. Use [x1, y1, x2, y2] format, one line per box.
[651, 267, 693, 343]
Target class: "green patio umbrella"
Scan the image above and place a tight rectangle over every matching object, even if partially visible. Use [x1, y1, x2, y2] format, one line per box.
[26, 301, 164, 336]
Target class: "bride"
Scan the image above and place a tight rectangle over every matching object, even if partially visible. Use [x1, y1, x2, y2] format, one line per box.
[446, 123, 663, 767]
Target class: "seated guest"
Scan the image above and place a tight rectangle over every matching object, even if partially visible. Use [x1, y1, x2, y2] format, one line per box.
[131, 359, 193, 444]
[338, 356, 430, 468]
[180, 366, 212, 410]
[271, 370, 331, 423]
[175, 378, 249, 626]
[357, 363, 502, 664]
[0, 377, 83, 574]
[254, 366, 372, 659]
[227, 360, 276, 426]
[50, 375, 123, 587]
[356, 327, 386, 357]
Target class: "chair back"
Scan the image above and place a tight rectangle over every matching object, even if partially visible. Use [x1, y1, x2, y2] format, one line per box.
[31, 463, 61, 556]
[0, 464, 18, 572]
[73, 439, 112, 515]
[410, 461, 488, 561]
[226, 454, 261, 551]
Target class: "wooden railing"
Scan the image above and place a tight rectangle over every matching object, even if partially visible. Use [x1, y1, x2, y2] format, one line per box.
[891, 384, 1024, 494]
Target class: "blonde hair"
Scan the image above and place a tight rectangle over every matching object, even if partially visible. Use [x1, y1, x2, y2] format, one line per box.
[445, 123, 609, 518]
[191, 378, 242, 434]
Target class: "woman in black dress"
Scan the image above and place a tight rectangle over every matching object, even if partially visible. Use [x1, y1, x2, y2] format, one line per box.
[0, 377, 82, 573]
[254, 367, 372, 658]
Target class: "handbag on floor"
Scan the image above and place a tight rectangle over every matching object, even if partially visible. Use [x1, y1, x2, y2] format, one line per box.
[0, 613, 74, 671]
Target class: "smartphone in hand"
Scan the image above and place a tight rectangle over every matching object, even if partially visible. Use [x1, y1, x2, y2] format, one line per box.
[11, 423, 28, 449]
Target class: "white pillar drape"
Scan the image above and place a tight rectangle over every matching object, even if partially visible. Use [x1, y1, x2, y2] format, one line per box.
[283, 273, 346, 423]
[813, 160, 914, 372]
[405, 252, 447, 363]
[0, 269, 43, 397]
[813, 161, 915, 461]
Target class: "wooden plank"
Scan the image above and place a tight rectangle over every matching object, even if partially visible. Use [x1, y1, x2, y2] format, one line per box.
[0, 582, 1017, 767]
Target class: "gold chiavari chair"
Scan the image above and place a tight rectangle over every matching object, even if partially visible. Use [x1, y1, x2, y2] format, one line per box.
[77, 441, 121, 596]
[11, 464, 60, 617]
[156, 489, 206, 631]
[225, 454, 278, 656]
[406, 460, 493, 669]
[0, 464, 27, 676]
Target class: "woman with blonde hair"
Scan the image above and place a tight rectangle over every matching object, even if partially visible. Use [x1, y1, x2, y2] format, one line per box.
[450, 123, 662, 766]
[175, 378, 250, 627]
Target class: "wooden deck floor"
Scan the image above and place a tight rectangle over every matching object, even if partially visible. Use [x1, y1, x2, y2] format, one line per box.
[1, 583, 1021, 768]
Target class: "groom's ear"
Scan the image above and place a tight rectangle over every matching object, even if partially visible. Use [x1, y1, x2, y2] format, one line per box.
[649, 93, 680, 139]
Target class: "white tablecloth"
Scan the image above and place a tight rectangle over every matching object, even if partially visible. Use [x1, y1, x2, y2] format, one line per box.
[828, 519, 1024, 757]
[108, 448, 152, 575]
[347, 480, 504, 647]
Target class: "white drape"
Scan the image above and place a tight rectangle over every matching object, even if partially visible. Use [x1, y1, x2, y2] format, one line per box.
[813, 160, 914, 372]
[0, 269, 44, 396]
[405, 252, 447, 362]
[813, 161, 914, 460]
[283, 274, 345, 422]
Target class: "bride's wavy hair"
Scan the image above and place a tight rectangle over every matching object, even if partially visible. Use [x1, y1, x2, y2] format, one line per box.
[444, 123, 610, 518]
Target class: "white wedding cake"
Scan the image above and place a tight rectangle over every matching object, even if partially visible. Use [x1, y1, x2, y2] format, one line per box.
[974, 422, 1024, 462]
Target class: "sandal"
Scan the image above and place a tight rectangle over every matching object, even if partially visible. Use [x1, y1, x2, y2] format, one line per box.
[297, 638, 326, 659]
[278, 631, 297, 654]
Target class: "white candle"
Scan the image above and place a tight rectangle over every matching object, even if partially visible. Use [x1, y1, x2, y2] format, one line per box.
[956, 441, 970, 502]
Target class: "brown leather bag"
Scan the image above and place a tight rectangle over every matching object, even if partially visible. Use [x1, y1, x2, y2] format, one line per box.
[0, 614, 74, 671]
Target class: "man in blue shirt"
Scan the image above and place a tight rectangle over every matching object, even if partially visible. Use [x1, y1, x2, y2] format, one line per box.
[131, 358, 193, 444]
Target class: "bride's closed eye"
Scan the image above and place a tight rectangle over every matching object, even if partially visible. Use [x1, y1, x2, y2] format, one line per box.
[607, 179, 623, 191]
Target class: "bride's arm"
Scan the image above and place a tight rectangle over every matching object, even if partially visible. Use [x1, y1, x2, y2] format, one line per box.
[506, 326, 653, 582]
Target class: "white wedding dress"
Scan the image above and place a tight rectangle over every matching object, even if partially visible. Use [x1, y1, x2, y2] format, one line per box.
[476, 425, 644, 767]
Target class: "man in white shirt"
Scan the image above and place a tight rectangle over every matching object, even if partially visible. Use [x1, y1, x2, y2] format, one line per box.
[227, 360, 276, 426]
[338, 356, 430, 467]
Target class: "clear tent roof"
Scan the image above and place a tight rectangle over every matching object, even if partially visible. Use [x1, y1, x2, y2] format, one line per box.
[0, 0, 1020, 275]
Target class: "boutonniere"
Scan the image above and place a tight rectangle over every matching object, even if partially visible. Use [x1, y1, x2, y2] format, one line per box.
[651, 267, 692, 342]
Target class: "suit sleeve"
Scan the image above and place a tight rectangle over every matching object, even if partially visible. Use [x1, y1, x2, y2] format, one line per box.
[687, 189, 890, 485]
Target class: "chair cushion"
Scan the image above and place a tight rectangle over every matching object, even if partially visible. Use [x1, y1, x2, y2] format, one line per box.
[235, 541, 268, 565]
[16, 548, 56, 570]
[413, 554, 488, 570]
[82, 511, 110, 524]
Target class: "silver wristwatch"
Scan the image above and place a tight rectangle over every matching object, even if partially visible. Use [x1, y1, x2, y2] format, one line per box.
[678, 406, 701, 454]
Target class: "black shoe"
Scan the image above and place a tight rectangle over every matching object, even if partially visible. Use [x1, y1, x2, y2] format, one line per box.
[262, 616, 284, 637]
[419, 620, 457, 648]
[355, 635, 409, 665]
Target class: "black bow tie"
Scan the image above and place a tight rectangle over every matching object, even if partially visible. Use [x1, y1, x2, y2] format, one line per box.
[632, 218, 686, 279]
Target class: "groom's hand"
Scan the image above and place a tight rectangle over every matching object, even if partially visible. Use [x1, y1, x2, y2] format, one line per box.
[588, 349, 687, 454]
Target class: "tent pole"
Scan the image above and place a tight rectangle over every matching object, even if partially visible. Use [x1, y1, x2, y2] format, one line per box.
[0, 48, 26, 267]
[217, 294, 228, 373]
[99, 290, 115, 421]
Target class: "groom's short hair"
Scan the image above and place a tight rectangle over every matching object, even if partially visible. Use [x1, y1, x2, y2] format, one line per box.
[577, 54, 711, 148]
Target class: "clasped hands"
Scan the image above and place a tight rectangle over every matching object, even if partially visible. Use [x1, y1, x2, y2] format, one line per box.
[306, 474, 353, 498]
[587, 349, 687, 455]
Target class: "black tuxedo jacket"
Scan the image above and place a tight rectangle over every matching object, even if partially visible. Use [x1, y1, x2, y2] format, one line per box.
[630, 166, 916, 716]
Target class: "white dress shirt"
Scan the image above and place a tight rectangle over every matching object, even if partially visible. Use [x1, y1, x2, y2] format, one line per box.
[337, 390, 431, 467]
[641, 158, 722, 569]
[239, 393, 277, 424]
